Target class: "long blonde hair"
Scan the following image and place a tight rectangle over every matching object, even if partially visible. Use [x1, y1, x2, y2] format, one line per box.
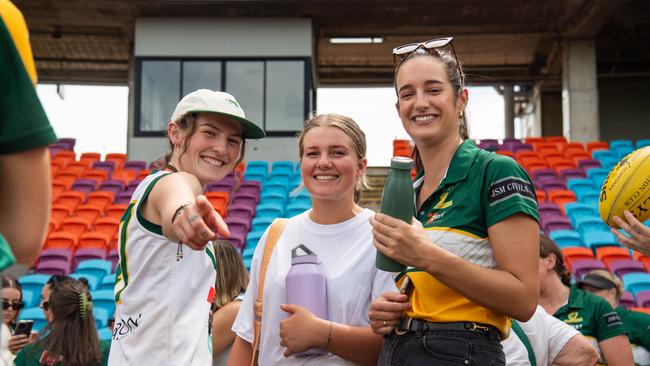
[213, 240, 249, 308]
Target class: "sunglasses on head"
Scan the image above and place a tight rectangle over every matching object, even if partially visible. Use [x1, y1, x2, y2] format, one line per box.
[392, 37, 463, 82]
[3, 301, 24, 311]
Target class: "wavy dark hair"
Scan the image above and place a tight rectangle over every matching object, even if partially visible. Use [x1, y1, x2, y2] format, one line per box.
[1, 274, 23, 328]
[539, 234, 572, 286]
[36, 279, 102, 366]
[394, 47, 469, 173]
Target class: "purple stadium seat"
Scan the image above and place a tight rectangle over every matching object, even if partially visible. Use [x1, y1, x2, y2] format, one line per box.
[206, 182, 232, 193]
[127, 179, 142, 192]
[220, 231, 246, 250]
[237, 180, 262, 197]
[39, 248, 73, 264]
[532, 169, 558, 182]
[478, 141, 500, 151]
[71, 179, 98, 196]
[538, 202, 562, 217]
[224, 216, 252, 234]
[73, 248, 108, 272]
[56, 138, 76, 151]
[232, 190, 260, 206]
[559, 168, 587, 182]
[36, 259, 71, 276]
[620, 291, 635, 308]
[227, 202, 255, 221]
[571, 259, 606, 280]
[114, 191, 133, 204]
[98, 180, 126, 195]
[48, 143, 67, 157]
[609, 260, 646, 278]
[543, 216, 573, 234]
[578, 159, 602, 171]
[635, 290, 650, 308]
[123, 160, 147, 173]
[92, 161, 116, 176]
[538, 178, 567, 192]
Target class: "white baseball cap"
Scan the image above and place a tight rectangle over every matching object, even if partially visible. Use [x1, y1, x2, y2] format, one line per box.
[170, 89, 266, 139]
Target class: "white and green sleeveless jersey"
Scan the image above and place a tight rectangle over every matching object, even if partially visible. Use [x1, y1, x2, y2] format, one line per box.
[108, 170, 217, 366]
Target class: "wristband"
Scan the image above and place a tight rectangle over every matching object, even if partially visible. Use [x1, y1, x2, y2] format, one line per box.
[171, 203, 190, 224]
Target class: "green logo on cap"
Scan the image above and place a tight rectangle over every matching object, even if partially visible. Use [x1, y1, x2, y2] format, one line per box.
[225, 98, 240, 109]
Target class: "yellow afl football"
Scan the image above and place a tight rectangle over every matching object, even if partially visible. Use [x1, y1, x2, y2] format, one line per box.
[599, 146, 650, 228]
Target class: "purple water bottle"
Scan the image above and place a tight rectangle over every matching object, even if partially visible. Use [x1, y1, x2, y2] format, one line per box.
[285, 244, 328, 357]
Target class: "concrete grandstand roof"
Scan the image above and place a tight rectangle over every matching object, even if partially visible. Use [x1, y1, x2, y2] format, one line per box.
[13, 0, 650, 86]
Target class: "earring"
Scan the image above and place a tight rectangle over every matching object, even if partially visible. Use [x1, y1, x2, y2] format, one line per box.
[458, 110, 465, 119]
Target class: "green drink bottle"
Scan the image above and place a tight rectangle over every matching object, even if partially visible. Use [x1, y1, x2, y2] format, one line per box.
[376, 157, 414, 272]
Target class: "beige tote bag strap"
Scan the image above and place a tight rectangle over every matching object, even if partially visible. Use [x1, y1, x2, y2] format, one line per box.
[251, 218, 288, 366]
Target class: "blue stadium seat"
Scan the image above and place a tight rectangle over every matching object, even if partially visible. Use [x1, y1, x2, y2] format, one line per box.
[271, 161, 295, 176]
[99, 273, 116, 291]
[622, 273, 650, 296]
[69, 273, 98, 291]
[613, 146, 634, 160]
[609, 140, 634, 158]
[243, 256, 253, 271]
[75, 259, 113, 284]
[286, 201, 311, 217]
[21, 291, 34, 310]
[289, 175, 302, 189]
[267, 174, 291, 187]
[255, 203, 284, 219]
[262, 182, 289, 196]
[251, 217, 274, 232]
[582, 230, 619, 250]
[246, 160, 269, 174]
[98, 327, 113, 341]
[586, 168, 610, 189]
[566, 179, 597, 198]
[246, 231, 264, 249]
[90, 290, 116, 316]
[637, 139, 650, 149]
[260, 191, 288, 207]
[243, 171, 266, 182]
[18, 274, 50, 307]
[574, 216, 608, 235]
[93, 307, 109, 328]
[549, 230, 584, 248]
[576, 189, 600, 205]
[18, 307, 47, 333]
[565, 203, 599, 226]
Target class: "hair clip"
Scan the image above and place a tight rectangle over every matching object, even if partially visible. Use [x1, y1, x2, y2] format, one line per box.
[78, 292, 93, 319]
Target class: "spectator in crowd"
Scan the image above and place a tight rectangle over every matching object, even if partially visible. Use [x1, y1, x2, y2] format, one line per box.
[367, 37, 539, 365]
[579, 269, 650, 365]
[14, 279, 110, 366]
[229, 114, 397, 365]
[2, 275, 30, 355]
[502, 304, 599, 365]
[40, 275, 72, 322]
[109, 89, 265, 365]
[211, 240, 249, 365]
[538, 234, 633, 365]
[612, 210, 650, 257]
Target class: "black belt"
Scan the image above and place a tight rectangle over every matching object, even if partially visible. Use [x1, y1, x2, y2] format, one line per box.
[395, 317, 501, 340]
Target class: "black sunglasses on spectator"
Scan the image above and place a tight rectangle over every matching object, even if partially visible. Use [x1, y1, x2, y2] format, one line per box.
[3, 301, 24, 310]
[42, 301, 50, 311]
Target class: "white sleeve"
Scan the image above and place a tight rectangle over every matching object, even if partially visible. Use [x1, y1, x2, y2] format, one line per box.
[502, 332, 530, 366]
[543, 307, 580, 364]
[231, 229, 270, 344]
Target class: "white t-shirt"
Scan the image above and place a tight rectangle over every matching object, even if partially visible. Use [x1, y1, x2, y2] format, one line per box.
[232, 208, 397, 365]
[503, 305, 580, 366]
[108, 172, 217, 366]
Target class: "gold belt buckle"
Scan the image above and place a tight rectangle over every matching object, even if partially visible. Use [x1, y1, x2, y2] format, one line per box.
[468, 322, 489, 332]
[394, 317, 413, 336]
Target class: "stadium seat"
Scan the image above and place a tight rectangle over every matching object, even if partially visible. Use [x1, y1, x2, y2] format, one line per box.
[575, 189, 600, 206]
[18, 307, 48, 333]
[45, 231, 80, 250]
[289, 191, 311, 206]
[232, 191, 259, 207]
[79, 152, 101, 166]
[255, 203, 284, 220]
[571, 259, 606, 280]
[260, 191, 288, 207]
[227, 202, 256, 221]
[84, 169, 110, 184]
[36, 259, 70, 276]
[548, 190, 576, 212]
[582, 230, 618, 250]
[50, 204, 74, 224]
[267, 174, 291, 187]
[538, 202, 562, 217]
[574, 216, 608, 235]
[586, 141, 609, 152]
[78, 231, 112, 250]
[637, 139, 650, 149]
[60, 216, 94, 236]
[562, 247, 595, 271]
[620, 291, 635, 308]
[123, 160, 147, 173]
[592, 150, 617, 163]
[538, 179, 566, 192]
[564, 203, 599, 225]
[271, 161, 295, 176]
[536, 190, 547, 203]
[39, 248, 73, 267]
[55, 190, 86, 211]
[549, 230, 583, 248]
[76, 260, 113, 284]
[18, 274, 51, 306]
[261, 182, 289, 196]
[105, 153, 128, 170]
[246, 231, 264, 250]
[98, 327, 113, 341]
[93, 307, 109, 329]
[237, 180, 262, 197]
[90, 290, 116, 316]
[251, 217, 274, 233]
[205, 191, 229, 216]
[99, 273, 116, 291]
[577, 159, 601, 171]
[224, 217, 251, 235]
[71, 179, 98, 196]
[98, 180, 126, 195]
[566, 178, 596, 197]
[634, 290, 650, 308]
[608, 259, 645, 278]
[105, 204, 128, 219]
[69, 273, 98, 291]
[205, 181, 232, 193]
[542, 216, 572, 234]
[56, 138, 76, 151]
[75, 204, 104, 222]
[111, 169, 137, 184]
[86, 191, 115, 210]
[623, 273, 650, 296]
[107, 249, 119, 272]
[595, 246, 631, 268]
[114, 191, 133, 204]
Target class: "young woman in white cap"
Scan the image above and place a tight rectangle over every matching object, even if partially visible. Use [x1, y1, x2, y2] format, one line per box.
[108, 89, 265, 366]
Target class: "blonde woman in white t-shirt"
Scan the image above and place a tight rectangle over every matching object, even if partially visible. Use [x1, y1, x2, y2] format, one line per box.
[229, 114, 397, 366]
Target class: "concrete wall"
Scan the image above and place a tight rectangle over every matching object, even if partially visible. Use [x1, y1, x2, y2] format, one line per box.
[128, 17, 312, 162]
[599, 75, 650, 142]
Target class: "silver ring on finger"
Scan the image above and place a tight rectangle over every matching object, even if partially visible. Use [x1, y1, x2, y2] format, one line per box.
[383, 320, 388, 327]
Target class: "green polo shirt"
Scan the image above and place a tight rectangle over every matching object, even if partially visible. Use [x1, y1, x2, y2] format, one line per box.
[398, 140, 539, 336]
[616, 306, 650, 349]
[554, 286, 627, 342]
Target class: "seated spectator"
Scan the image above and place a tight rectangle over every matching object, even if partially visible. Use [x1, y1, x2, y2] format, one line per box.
[14, 279, 110, 365]
[211, 240, 249, 365]
[579, 269, 650, 365]
[502, 304, 598, 365]
[40, 275, 72, 322]
[2, 274, 29, 354]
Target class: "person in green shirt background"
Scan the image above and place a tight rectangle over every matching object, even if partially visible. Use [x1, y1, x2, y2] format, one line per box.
[579, 269, 650, 366]
[538, 234, 633, 365]
[14, 279, 110, 366]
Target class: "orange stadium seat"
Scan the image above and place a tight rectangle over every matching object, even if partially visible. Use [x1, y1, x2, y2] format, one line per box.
[137, 169, 152, 180]
[75, 204, 104, 222]
[79, 152, 101, 166]
[54, 169, 83, 188]
[562, 247, 595, 271]
[45, 231, 80, 250]
[65, 161, 92, 175]
[205, 192, 229, 216]
[86, 191, 115, 210]
[105, 153, 127, 169]
[94, 216, 120, 238]
[84, 169, 109, 184]
[51, 203, 74, 224]
[515, 151, 541, 163]
[548, 190, 576, 214]
[111, 169, 137, 184]
[538, 150, 564, 160]
[524, 137, 545, 145]
[567, 152, 592, 164]
[59, 216, 93, 236]
[522, 159, 549, 172]
[595, 247, 632, 269]
[51, 179, 71, 201]
[562, 142, 585, 155]
[495, 151, 514, 158]
[105, 204, 129, 220]
[532, 142, 559, 156]
[630, 307, 650, 314]
[546, 136, 567, 143]
[50, 160, 64, 175]
[55, 191, 86, 211]
[536, 190, 547, 203]
[586, 141, 609, 152]
[548, 158, 576, 173]
[78, 231, 112, 250]
[53, 151, 76, 166]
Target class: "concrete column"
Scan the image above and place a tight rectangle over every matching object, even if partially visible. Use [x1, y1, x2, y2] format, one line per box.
[562, 40, 600, 142]
[503, 84, 515, 138]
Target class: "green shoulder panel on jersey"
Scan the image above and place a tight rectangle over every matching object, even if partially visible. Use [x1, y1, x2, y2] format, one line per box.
[115, 201, 136, 303]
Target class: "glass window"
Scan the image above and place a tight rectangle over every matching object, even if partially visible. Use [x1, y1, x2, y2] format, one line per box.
[265, 61, 304, 131]
[182, 61, 222, 96]
[139, 61, 180, 132]
[225, 62, 264, 130]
